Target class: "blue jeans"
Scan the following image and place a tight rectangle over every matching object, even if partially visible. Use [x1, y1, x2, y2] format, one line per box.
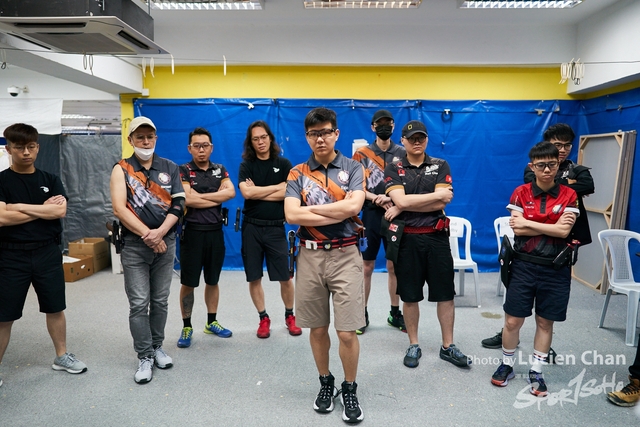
[122, 234, 176, 359]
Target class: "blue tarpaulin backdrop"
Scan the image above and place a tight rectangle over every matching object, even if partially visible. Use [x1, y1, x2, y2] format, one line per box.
[134, 90, 640, 277]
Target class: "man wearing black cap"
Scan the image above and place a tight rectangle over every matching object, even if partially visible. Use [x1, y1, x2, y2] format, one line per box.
[352, 110, 406, 335]
[110, 116, 186, 384]
[383, 120, 470, 369]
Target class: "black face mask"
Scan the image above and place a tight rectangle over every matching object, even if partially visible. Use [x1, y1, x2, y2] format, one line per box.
[375, 125, 393, 141]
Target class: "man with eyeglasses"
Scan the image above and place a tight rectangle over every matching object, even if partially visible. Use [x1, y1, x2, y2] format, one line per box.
[175, 127, 235, 349]
[110, 116, 186, 384]
[352, 110, 406, 335]
[285, 108, 366, 424]
[490, 141, 578, 397]
[238, 121, 301, 339]
[0, 123, 87, 388]
[482, 123, 594, 355]
[383, 120, 471, 370]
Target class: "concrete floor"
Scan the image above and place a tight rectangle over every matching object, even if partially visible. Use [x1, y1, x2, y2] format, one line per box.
[0, 268, 639, 426]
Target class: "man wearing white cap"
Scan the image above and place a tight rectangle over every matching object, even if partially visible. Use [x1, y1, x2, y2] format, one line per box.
[110, 116, 186, 384]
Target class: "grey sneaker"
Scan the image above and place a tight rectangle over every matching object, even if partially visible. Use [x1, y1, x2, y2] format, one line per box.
[154, 346, 173, 369]
[134, 357, 154, 384]
[439, 344, 471, 368]
[52, 352, 87, 374]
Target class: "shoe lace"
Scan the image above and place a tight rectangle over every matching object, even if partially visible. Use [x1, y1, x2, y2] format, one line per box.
[342, 386, 359, 410]
[318, 382, 334, 401]
[496, 364, 512, 375]
[181, 328, 192, 339]
[139, 357, 153, 370]
[155, 347, 168, 358]
[211, 321, 223, 332]
[529, 371, 546, 386]
[448, 345, 465, 358]
[406, 345, 420, 358]
[620, 382, 640, 395]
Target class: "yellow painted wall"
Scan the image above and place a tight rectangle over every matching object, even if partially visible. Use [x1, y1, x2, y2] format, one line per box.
[120, 65, 640, 153]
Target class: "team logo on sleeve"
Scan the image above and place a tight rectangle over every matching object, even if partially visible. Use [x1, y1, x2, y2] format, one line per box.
[337, 170, 349, 184]
[158, 173, 170, 184]
[446, 175, 452, 184]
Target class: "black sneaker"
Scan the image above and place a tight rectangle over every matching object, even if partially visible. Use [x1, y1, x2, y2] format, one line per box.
[314, 373, 339, 413]
[340, 381, 364, 424]
[491, 363, 515, 387]
[387, 311, 407, 332]
[439, 344, 471, 367]
[545, 347, 558, 365]
[528, 370, 549, 397]
[403, 344, 422, 368]
[481, 330, 503, 349]
[355, 310, 370, 335]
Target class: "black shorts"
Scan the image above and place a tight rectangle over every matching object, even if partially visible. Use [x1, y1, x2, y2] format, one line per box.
[504, 258, 571, 322]
[180, 228, 225, 287]
[241, 222, 289, 283]
[361, 206, 387, 261]
[393, 232, 455, 303]
[0, 243, 66, 321]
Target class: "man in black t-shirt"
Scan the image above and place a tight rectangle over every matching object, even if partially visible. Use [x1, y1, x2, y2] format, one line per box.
[0, 123, 87, 388]
[238, 121, 301, 339]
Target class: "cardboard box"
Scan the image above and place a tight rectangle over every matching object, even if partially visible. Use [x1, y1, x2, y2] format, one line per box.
[69, 238, 111, 272]
[63, 255, 94, 282]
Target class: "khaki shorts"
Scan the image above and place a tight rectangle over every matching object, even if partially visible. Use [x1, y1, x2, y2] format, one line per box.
[295, 244, 365, 331]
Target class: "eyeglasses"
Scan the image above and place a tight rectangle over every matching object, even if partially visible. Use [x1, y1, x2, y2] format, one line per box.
[404, 135, 427, 144]
[532, 161, 559, 171]
[12, 143, 38, 152]
[553, 142, 573, 151]
[133, 134, 157, 142]
[305, 128, 336, 140]
[189, 143, 212, 151]
[251, 134, 270, 143]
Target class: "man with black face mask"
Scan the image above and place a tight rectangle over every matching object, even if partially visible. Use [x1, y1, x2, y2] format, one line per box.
[352, 110, 406, 335]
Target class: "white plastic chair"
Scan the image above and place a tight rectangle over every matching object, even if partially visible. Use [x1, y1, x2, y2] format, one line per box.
[494, 216, 515, 297]
[598, 229, 640, 347]
[449, 216, 480, 307]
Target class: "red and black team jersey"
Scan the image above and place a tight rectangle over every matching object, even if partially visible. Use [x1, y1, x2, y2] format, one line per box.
[180, 160, 230, 225]
[286, 151, 365, 241]
[507, 181, 580, 258]
[384, 155, 452, 228]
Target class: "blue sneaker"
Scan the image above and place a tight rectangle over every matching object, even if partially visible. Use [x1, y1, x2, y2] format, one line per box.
[403, 344, 422, 368]
[204, 320, 232, 338]
[177, 327, 193, 348]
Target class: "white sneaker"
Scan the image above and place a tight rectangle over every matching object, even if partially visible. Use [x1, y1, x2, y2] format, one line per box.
[154, 346, 173, 369]
[134, 357, 154, 384]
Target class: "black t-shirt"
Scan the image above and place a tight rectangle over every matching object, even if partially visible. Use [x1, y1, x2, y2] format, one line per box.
[238, 156, 292, 221]
[0, 168, 66, 242]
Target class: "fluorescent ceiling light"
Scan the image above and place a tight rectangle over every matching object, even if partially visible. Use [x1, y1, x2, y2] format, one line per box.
[458, 0, 583, 8]
[61, 114, 96, 120]
[303, 0, 422, 8]
[148, 0, 264, 10]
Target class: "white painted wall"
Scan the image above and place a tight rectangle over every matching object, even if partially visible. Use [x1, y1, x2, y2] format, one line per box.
[570, 0, 640, 94]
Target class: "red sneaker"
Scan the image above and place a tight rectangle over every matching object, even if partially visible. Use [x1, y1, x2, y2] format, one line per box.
[257, 317, 271, 339]
[286, 314, 302, 336]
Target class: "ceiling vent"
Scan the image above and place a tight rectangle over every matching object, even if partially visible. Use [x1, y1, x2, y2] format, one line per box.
[0, 16, 168, 55]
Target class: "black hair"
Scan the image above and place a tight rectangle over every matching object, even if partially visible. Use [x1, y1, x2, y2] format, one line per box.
[188, 127, 212, 144]
[529, 141, 559, 162]
[242, 121, 280, 161]
[543, 123, 575, 143]
[3, 123, 38, 145]
[304, 107, 337, 130]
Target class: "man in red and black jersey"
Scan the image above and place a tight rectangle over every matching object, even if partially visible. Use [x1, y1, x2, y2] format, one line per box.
[383, 120, 470, 370]
[490, 141, 579, 397]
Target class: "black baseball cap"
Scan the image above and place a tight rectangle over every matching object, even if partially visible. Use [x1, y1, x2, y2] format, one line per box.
[371, 109, 394, 124]
[402, 121, 428, 138]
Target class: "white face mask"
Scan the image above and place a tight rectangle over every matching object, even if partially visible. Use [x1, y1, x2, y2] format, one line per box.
[134, 146, 154, 161]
